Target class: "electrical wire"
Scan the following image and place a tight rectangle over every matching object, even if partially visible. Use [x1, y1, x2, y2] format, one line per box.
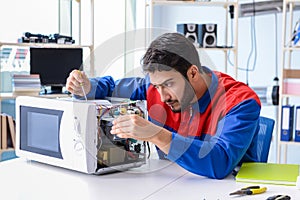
[227, 19, 234, 67]
[274, 13, 279, 80]
[227, 1, 258, 85]
[243, 0, 257, 85]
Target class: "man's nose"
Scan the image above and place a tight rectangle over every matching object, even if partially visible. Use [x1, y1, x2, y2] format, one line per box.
[158, 87, 171, 102]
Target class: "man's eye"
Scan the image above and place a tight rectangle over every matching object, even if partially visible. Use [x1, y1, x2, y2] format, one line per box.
[164, 82, 173, 87]
[153, 85, 159, 89]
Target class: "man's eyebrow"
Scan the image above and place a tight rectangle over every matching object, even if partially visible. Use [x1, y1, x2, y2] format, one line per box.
[152, 78, 174, 86]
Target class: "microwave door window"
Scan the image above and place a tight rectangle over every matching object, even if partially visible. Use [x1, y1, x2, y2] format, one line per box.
[28, 112, 59, 152]
[20, 106, 63, 159]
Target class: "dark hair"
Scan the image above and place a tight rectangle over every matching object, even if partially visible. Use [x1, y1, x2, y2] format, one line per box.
[141, 32, 202, 78]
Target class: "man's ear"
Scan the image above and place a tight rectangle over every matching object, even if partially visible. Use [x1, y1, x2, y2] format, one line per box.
[187, 65, 199, 80]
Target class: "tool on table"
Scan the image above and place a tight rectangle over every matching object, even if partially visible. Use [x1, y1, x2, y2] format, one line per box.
[266, 195, 291, 200]
[77, 70, 87, 101]
[230, 185, 267, 195]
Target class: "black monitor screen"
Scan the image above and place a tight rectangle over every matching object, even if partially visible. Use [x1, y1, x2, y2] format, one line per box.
[30, 47, 83, 94]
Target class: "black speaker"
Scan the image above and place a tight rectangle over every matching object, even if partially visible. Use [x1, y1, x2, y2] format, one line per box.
[200, 23, 217, 48]
[177, 23, 217, 48]
[177, 23, 201, 47]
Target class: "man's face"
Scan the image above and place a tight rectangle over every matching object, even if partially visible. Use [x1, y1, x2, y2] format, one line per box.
[149, 70, 196, 112]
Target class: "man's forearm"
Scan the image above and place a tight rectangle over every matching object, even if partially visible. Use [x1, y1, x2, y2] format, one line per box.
[150, 128, 172, 155]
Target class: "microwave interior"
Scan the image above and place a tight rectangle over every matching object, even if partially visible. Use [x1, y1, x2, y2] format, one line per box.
[96, 100, 147, 173]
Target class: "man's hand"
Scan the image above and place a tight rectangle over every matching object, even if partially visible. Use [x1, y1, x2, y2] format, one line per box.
[111, 114, 172, 154]
[66, 70, 91, 96]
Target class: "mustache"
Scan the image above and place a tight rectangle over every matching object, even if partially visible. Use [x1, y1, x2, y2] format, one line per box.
[164, 99, 177, 104]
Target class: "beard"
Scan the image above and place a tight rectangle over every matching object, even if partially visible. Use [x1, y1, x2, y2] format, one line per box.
[166, 79, 196, 113]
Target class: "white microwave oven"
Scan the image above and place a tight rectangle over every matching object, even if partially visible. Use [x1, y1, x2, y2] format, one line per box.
[15, 96, 147, 174]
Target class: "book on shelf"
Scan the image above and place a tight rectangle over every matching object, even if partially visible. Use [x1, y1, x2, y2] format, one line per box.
[0, 114, 16, 150]
[235, 162, 300, 186]
[295, 106, 300, 142]
[6, 115, 16, 149]
[281, 105, 294, 141]
[1, 115, 7, 149]
[12, 73, 41, 94]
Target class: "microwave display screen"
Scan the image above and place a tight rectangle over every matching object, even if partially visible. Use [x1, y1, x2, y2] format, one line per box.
[20, 106, 63, 159]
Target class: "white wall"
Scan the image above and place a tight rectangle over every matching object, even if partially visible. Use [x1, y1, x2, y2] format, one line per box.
[90, 0, 126, 79]
[0, 0, 58, 42]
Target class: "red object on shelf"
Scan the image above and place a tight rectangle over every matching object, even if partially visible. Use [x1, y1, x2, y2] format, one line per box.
[283, 79, 300, 95]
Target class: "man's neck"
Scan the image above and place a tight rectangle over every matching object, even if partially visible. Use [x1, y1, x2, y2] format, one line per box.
[195, 72, 211, 100]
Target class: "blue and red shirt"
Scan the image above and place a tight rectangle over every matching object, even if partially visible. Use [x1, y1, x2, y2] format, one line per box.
[86, 67, 261, 179]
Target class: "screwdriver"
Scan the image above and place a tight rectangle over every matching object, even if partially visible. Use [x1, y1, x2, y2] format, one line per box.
[77, 70, 87, 101]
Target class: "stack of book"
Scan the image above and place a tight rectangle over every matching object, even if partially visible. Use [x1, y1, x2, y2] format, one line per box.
[12, 74, 41, 95]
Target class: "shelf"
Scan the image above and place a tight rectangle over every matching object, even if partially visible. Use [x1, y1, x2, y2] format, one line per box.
[277, 0, 300, 164]
[0, 41, 92, 48]
[283, 69, 300, 79]
[283, 46, 300, 51]
[149, 0, 238, 7]
[286, 0, 300, 3]
[197, 46, 236, 51]
[0, 92, 70, 100]
[282, 94, 300, 98]
[279, 141, 300, 145]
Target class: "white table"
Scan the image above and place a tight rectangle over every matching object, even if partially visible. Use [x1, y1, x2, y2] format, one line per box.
[0, 158, 299, 200]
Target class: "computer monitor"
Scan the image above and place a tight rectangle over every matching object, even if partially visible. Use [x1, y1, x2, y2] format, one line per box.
[30, 47, 83, 94]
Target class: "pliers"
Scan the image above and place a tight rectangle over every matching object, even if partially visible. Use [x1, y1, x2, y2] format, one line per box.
[266, 195, 291, 200]
[230, 186, 267, 195]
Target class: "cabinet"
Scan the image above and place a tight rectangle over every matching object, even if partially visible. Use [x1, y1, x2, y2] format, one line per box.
[145, 0, 239, 79]
[277, 0, 300, 163]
